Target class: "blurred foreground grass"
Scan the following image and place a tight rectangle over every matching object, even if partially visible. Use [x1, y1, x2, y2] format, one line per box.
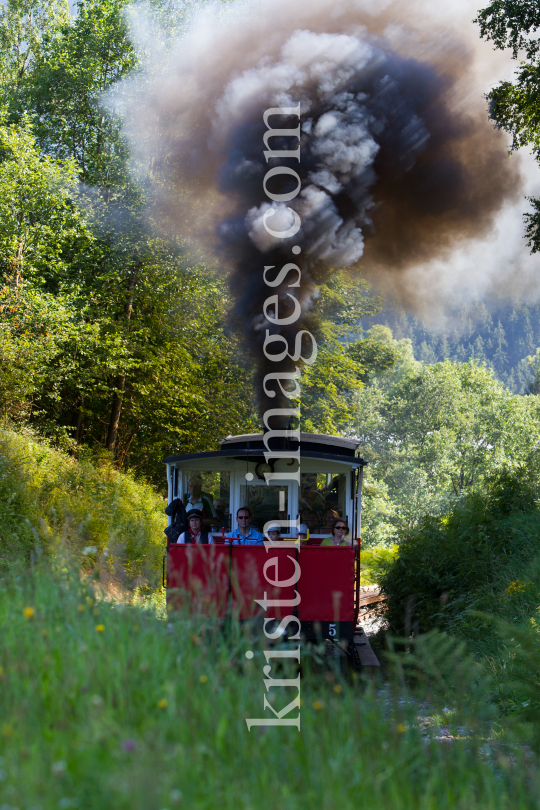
[0, 563, 539, 810]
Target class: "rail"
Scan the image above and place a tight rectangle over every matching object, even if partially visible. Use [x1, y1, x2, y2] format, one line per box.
[356, 586, 385, 622]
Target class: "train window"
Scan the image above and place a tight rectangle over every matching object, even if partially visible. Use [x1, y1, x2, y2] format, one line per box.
[182, 471, 231, 530]
[239, 484, 289, 531]
[299, 473, 346, 534]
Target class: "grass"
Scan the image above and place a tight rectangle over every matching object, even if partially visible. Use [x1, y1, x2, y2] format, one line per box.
[0, 562, 539, 810]
[0, 426, 165, 587]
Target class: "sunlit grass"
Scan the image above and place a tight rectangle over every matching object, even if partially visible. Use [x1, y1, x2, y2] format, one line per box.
[0, 426, 165, 586]
[0, 562, 538, 810]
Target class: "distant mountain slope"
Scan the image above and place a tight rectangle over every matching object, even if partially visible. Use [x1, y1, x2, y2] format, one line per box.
[363, 299, 540, 392]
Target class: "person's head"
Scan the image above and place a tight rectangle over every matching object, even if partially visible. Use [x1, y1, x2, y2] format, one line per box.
[324, 509, 339, 528]
[188, 510, 203, 533]
[297, 523, 308, 540]
[188, 477, 202, 499]
[267, 522, 281, 542]
[237, 506, 252, 526]
[304, 489, 319, 507]
[331, 518, 349, 538]
[306, 510, 319, 530]
[214, 498, 227, 515]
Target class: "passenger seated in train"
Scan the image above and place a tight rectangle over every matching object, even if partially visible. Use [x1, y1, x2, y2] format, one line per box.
[323, 509, 340, 531]
[212, 498, 229, 529]
[297, 523, 308, 540]
[229, 507, 264, 545]
[164, 495, 187, 544]
[299, 485, 325, 513]
[184, 476, 214, 519]
[321, 518, 352, 546]
[176, 510, 213, 544]
[266, 522, 282, 542]
[304, 509, 320, 533]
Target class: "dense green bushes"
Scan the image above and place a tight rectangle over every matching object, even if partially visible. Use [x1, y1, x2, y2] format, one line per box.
[0, 427, 165, 586]
[379, 458, 540, 655]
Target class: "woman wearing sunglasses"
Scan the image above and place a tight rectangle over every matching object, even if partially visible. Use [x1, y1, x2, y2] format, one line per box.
[321, 518, 352, 546]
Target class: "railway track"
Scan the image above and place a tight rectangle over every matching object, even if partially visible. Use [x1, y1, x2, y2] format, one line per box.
[357, 585, 385, 619]
[352, 586, 386, 668]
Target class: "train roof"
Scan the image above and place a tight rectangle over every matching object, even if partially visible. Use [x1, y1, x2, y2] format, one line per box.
[163, 432, 366, 467]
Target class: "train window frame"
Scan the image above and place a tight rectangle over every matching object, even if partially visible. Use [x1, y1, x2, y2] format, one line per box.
[299, 472, 347, 535]
[179, 470, 232, 530]
[238, 482, 290, 532]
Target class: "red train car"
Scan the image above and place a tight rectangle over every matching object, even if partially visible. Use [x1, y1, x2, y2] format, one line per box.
[166, 542, 358, 644]
[163, 432, 377, 657]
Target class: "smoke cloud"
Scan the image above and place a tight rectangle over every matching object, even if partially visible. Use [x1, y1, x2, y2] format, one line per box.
[119, 0, 526, 411]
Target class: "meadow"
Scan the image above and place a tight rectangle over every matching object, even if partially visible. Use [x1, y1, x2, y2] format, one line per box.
[0, 561, 539, 810]
[1, 428, 540, 809]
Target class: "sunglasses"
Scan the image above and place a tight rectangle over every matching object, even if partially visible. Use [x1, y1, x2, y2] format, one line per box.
[238, 515, 250, 519]
[335, 525, 346, 530]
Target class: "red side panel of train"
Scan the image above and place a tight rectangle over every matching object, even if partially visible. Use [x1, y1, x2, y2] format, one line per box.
[166, 544, 355, 623]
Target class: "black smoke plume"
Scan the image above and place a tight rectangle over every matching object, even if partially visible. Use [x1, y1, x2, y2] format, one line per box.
[121, 0, 522, 418]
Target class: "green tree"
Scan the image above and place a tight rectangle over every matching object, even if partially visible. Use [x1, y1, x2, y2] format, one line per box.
[352, 352, 540, 540]
[0, 117, 98, 423]
[3, 0, 256, 475]
[0, 117, 90, 286]
[299, 273, 396, 434]
[0, 0, 69, 111]
[475, 0, 540, 250]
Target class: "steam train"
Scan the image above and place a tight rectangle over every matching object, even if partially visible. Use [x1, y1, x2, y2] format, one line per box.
[163, 432, 379, 667]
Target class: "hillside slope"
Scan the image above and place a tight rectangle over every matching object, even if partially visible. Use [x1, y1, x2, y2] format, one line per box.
[0, 427, 166, 587]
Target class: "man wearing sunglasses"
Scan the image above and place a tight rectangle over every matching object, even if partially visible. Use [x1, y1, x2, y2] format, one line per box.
[229, 506, 265, 545]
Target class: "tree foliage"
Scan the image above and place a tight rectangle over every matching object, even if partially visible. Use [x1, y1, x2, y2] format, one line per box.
[0, 0, 400, 486]
[366, 297, 540, 393]
[380, 459, 540, 661]
[475, 0, 540, 250]
[351, 333, 540, 542]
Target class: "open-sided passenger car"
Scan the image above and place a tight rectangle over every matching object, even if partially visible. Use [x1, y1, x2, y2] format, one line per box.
[163, 433, 379, 664]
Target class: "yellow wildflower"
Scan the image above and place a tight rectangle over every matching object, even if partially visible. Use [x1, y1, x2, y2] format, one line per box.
[396, 723, 407, 734]
[502, 580, 533, 599]
[158, 699, 168, 709]
[23, 606, 35, 620]
[200, 675, 208, 684]
[96, 624, 105, 633]
[77, 604, 85, 613]
[312, 700, 324, 711]
[333, 684, 343, 694]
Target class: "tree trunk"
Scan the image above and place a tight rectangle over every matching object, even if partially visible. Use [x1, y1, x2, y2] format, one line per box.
[106, 376, 126, 452]
[74, 402, 84, 444]
[105, 264, 139, 455]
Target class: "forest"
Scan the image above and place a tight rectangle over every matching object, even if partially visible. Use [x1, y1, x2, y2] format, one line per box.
[3, 0, 540, 807]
